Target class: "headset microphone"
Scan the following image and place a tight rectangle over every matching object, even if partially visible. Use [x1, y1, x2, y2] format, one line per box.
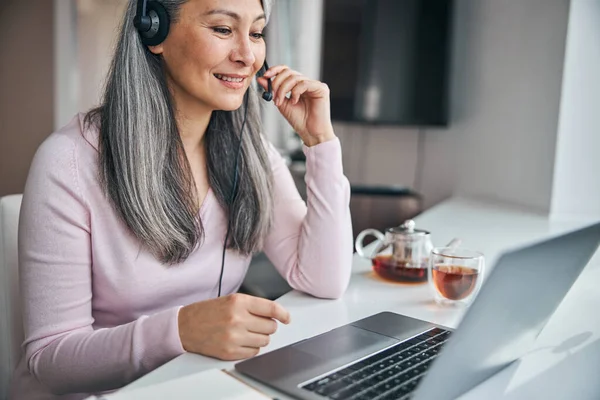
[261, 61, 273, 102]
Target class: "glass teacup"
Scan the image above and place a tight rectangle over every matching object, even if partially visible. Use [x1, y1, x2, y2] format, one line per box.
[428, 247, 485, 306]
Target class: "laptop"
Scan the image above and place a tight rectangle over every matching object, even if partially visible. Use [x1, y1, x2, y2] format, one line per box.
[235, 222, 600, 400]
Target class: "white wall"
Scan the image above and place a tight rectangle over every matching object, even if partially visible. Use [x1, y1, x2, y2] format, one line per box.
[53, 0, 126, 130]
[452, 0, 570, 213]
[263, 0, 324, 151]
[550, 0, 600, 220]
[54, 0, 78, 131]
[336, 0, 572, 212]
[77, 0, 128, 113]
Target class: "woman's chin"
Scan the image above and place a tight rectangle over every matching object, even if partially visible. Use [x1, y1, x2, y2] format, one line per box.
[214, 94, 248, 111]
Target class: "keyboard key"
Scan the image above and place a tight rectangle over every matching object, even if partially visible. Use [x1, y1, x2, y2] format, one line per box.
[359, 388, 380, 399]
[390, 354, 408, 364]
[379, 392, 401, 400]
[415, 332, 434, 340]
[392, 384, 414, 397]
[351, 394, 373, 400]
[421, 350, 437, 359]
[318, 380, 350, 396]
[316, 377, 331, 386]
[370, 384, 389, 396]
[303, 381, 319, 391]
[363, 377, 381, 387]
[329, 389, 356, 400]
[375, 363, 388, 371]
[404, 338, 422, 346]
[376, 345, 403, 359]
[392, 375, 406, 386]
[424, 328, 443, 336]
[337, 367, 355, 376]
[352, 381, 373, 392]
[383, 369, 396, 378]
[404, 379, 419, 391]
[340, 376, 357, 386]
[355, 370, 371, 380]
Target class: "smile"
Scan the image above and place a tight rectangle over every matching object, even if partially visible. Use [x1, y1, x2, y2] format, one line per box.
[214, 74, 245, 83]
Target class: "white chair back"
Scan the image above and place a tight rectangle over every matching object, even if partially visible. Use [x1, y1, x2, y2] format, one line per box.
[0, 194, 23, 400]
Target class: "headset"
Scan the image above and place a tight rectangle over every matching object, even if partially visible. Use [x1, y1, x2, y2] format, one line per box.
[133, 0, 170, 46]
[134, 0, 273, 296]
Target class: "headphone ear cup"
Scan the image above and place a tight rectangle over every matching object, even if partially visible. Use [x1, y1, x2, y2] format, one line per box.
[140, 1, 170, 46]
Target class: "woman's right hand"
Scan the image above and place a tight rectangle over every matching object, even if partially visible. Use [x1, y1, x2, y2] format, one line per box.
[177, 293, 291, 360]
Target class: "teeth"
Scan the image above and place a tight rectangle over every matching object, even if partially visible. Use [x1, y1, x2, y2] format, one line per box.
[215, 74, 244, 83]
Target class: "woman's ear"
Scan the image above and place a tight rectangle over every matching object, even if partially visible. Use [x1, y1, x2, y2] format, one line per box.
[147, 44, 164, 55]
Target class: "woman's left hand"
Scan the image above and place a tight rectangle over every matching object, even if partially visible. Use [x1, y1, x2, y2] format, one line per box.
[257, 65, 336, 147]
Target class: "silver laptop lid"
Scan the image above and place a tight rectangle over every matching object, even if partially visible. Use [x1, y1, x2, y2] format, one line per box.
[413, 222, 600, 400]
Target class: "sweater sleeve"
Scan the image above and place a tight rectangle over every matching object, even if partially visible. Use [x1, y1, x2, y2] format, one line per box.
[262, 138, 353, 299]
[18, 133, 185, 395]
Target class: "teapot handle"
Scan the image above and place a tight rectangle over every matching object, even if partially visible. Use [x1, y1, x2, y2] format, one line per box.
[355, 229, 385, 259]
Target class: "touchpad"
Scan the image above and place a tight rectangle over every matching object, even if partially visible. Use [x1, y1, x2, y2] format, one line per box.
[292, 325, 397, 362]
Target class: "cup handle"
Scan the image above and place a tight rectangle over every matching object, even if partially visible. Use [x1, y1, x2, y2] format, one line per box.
[355, 229, 385, 259]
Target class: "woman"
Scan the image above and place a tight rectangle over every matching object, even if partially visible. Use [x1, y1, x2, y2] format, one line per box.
[10, 0, 352, 398]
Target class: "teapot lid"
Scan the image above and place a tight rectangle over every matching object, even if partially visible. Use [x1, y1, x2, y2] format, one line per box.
[388, 219, 430, 236]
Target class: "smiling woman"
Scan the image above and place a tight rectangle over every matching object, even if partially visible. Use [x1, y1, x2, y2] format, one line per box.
[10, 0, 352, 398]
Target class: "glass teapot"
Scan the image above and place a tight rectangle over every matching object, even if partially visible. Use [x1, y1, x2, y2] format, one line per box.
[355, 220, 432, 284]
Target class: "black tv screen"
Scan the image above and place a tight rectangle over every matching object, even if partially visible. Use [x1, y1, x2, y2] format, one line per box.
[321, 0, 453, 126]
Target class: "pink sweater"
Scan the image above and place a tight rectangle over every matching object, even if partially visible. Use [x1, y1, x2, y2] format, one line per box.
[10, 115, 352, 399]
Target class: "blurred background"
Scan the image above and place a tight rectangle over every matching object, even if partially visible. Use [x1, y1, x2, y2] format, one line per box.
[1, 0, 599, 226]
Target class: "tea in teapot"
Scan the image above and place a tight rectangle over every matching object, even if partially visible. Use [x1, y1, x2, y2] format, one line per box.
[355, 220, 432, 284]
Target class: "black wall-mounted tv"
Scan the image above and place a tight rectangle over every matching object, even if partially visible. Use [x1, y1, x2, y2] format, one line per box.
[321, 0, 454, 126]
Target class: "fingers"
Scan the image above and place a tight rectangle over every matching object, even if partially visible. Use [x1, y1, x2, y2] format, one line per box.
[270, 68, 301, 106]
[236, 347, 261, 360]
[243, 295, 291, 324]
[239, 331, 271, 348]
[277, 75, 307, 106]
[219, 345, 260, 361]
[262, 64, 289, 79]
[289, 81, 310, 105]
[256, 76, 269, 92]
[262, 64, 329, 107]
[246, 314, 279, 335]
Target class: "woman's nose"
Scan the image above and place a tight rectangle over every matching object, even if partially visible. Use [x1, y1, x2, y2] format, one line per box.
[230, 37, 256, 66]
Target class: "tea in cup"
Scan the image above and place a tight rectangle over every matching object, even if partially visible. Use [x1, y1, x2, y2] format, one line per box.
[428, 248, 484, 306]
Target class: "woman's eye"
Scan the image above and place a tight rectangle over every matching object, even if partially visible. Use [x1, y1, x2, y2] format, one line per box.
[251, 32, 265, 40]
[212, 27, 232, 35]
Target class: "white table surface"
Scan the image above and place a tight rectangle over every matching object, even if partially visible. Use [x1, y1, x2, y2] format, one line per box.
[123, 196, 600, 399]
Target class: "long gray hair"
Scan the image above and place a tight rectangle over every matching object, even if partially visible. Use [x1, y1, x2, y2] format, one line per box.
[86, 0, 274, 264]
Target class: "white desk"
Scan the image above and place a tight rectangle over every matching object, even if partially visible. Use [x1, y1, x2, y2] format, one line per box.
[123, 197, 600, 399]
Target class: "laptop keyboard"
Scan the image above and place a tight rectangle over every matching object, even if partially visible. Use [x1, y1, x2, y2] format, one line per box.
[301, 328, 451, 400]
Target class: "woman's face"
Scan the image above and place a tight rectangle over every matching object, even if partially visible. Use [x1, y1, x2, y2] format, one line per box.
[150, 0, 267, 113]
